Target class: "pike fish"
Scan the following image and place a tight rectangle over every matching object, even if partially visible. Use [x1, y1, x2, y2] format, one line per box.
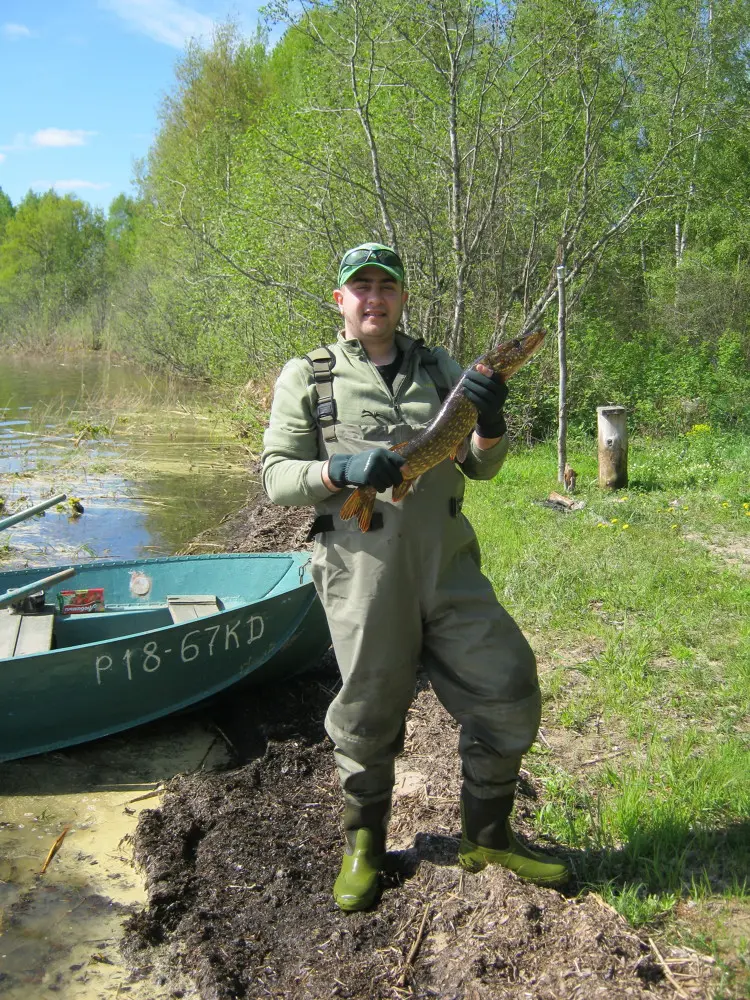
[340, 328, 547, 531]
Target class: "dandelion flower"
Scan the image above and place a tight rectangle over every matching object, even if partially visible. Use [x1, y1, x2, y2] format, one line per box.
[611, 518, 619, 524]
[744, 503, 749, 510]
[671, 524, 679, 530]
[622, 524, 630, 530]
[722, 502, 729, 508]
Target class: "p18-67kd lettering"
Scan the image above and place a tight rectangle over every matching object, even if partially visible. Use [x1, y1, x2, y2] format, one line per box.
[94, 615, 265, 685]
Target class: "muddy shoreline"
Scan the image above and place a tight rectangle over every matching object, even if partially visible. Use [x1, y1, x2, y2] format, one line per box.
[121, 488, 705, 999]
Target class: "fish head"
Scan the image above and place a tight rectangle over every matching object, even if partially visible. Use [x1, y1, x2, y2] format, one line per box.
[490, 328, 546, 378]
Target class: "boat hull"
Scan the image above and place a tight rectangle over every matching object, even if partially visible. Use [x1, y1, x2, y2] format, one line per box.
[0, 553, 330, 762]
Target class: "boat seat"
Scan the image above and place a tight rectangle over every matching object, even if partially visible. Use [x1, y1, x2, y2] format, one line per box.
[167, 595, 221, 624]
[0, 609, 55, 659]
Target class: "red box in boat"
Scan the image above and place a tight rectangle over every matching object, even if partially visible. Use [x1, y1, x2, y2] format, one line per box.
[57, 588, 105, 614]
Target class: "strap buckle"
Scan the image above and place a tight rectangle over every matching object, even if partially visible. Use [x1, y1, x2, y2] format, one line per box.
[317, 399, 337, 421]
[305, 347, 338, 442]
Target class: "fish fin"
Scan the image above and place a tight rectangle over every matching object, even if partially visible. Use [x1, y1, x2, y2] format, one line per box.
[390, 442, 412, 499]
[449, 437, 470, 463]
[340, 488, 376, 532]
[339, 489, 360, 520]
[391, 481, 411, 503]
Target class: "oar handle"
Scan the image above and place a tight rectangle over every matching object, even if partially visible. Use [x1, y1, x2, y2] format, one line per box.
[0, 567, 76, 610]
[0, 494, 68, 533]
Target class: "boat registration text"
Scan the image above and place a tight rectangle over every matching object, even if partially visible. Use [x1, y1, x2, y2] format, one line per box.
[94, 615, 265, 685]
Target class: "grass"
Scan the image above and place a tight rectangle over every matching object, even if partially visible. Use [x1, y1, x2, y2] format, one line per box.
[465, 428, 750, 994]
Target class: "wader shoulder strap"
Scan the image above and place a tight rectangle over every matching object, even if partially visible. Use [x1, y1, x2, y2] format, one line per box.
[305, 347, 337, 441]
[304, 346, 338, 442]
[416, 343, 452, 404]
[303, 341, 450, 441]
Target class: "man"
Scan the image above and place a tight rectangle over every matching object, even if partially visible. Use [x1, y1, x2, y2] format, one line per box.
[262, 242, 569, 911]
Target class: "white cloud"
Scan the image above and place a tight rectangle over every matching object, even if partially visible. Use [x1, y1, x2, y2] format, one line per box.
[3, 23, 32, 39]
[0, 134, 29, 153]
[1, 130, 96, 153]
[0, 153, 5, 164]
[100, 0, 214, 48]
[32, 128, 97, 148]
[54, 180, 111, 191]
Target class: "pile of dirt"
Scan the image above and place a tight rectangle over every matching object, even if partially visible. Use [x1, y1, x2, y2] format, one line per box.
[181, 471, 315, 556]
[221, 491, 315, 554]
[123, 671, 679, 1000]
[123, 487, 708, 998]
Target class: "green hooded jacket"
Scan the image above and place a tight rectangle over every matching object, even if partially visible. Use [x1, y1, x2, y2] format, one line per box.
[262, 331, 509, 508]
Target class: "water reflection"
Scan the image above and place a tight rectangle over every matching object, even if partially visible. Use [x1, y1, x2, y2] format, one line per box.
[0, 354, 254, 565]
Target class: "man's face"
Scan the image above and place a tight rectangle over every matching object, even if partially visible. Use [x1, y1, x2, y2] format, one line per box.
[333, 266, 408, 342]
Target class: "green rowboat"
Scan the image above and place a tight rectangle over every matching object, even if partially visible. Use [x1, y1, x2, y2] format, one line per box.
[0, 552, 330, 762]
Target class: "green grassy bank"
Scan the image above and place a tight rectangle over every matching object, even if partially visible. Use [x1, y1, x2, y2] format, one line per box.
[465, 429, 749, 995]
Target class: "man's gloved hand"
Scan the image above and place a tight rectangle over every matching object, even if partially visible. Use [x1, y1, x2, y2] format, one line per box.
[328, 448, 407, 492]
[462, 367, 509, 438]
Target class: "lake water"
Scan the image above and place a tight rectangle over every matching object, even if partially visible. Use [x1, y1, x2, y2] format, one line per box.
[0, 353, 257, 998]
[0, 353, 256, 566]
[0, 716, 229, 999]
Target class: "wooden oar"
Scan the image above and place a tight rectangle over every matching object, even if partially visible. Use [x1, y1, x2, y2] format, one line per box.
[0, 567, 76, 611]
[0, 493, 68, 532]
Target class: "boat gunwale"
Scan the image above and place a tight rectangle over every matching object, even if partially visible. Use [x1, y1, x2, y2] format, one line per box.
[0, 551, 313, 663]
[0, 550, 306, 578]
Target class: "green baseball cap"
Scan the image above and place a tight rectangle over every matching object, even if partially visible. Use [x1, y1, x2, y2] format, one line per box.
[337, 242, 405, 287]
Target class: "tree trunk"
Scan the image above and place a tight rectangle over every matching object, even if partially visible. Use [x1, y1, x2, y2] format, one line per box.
[556, 263, 567, 483]
[597, 406, 628, 489]
[447, 55, 464, 357]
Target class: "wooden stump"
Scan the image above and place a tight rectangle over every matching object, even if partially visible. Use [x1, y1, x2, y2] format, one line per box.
[597, 406, 628, 489]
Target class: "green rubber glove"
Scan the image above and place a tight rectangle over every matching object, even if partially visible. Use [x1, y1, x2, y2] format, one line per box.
[462, 368, 508, 438]
[328, 449, 406, 491]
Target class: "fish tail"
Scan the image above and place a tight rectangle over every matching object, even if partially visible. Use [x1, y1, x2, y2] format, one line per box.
[340, 488, 376, 531]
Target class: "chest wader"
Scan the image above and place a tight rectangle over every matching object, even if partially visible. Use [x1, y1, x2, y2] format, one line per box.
[302, 342, 567, 907]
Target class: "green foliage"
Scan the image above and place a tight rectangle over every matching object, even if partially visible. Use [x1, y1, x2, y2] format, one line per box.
[550, 320, 750, 436]
[0, 190, 108, 345]
[106, 194, 141, 272]
[0, 187, 14, 241]
[1, 2, 748, 435]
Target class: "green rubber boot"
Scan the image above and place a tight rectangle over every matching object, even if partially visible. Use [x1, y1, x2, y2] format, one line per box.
[458, 788, 569, 887]
[333, 797, 389, 912]
[333, 828, 384, 912]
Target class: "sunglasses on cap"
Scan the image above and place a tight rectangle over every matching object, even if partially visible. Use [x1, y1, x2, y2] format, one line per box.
[340, 247, 404, 271]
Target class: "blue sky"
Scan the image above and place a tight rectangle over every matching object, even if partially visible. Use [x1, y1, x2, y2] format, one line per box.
[0, 1, 266, 213]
